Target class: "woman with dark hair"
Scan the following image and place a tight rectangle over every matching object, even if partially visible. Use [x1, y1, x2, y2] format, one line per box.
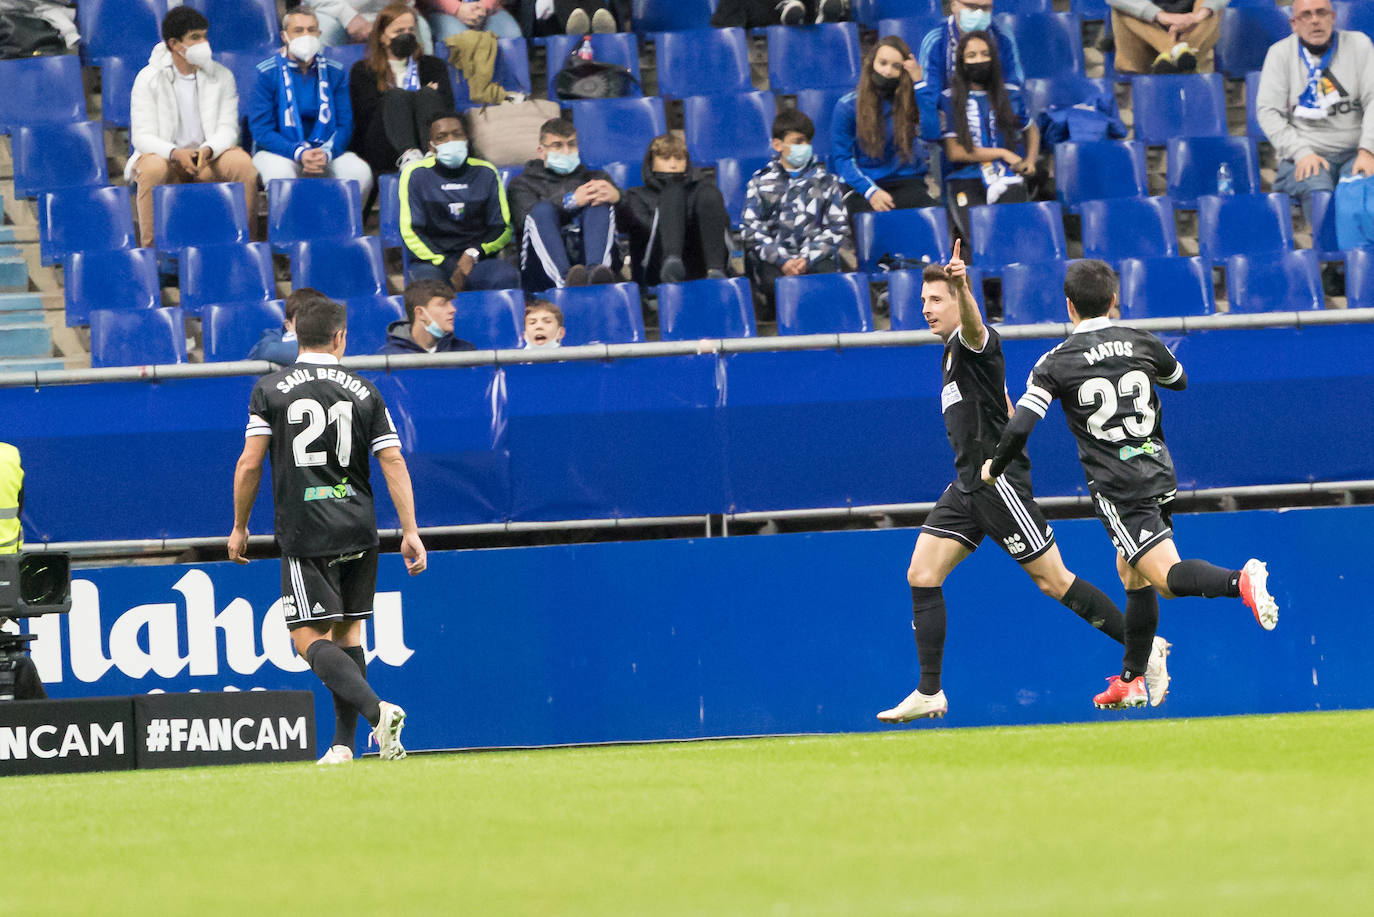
[830, 35, 932, 214]
[618, 134, 731, 285]
[349, 2, 455, 177]
[938, 29, 1038, 241]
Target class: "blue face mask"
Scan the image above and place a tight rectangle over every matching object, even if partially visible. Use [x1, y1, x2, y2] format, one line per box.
[435, 140, 468, 169]
[783, 143, 813, 169]
[958, 8, 992, 32]
[545, 150, 580, 175]
[419, 307, 446, 340]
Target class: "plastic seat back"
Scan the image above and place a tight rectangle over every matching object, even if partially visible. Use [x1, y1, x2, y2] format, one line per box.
[90, 306, 186, 367]
[0, 55, 87, 131]
[968, 201, 1067, 275]
[1118, 256, 1216, 319]
[346, 295, 407, 355]
[658, 277, 758, 340]
[12, 121, 109, 198]
[1165, 136, 1261, 208]
[179, 242, 276, 316]
[184, 0, 276, 51]
[153, 182, 250, 254]
[775, 273, 873, 335]
[64, 248, 160, 327]
[684, 91, 776, 164]
[1053, 140, 1148, 212]
[766, 23, 862, 93]
[292, 236, 387, 300]
[267, 178, 365, 250]
[655, 28, 750, 99]
[1002, 260, 1071, 325]
[853, 207, 952, 273]
[39, 186, 137, 266]
[1130, 73, 1228, 145]
[1080, 196, 1179, 263]
[570, 97, 668, 169]
[452, 288, 527, 350]
[715, 156, 773, 227]
[1225, 250, 1324, 313]
[1196, 192, 1293, 260]
[994, 12, 1084, 79]
[543, 283, 646, 345]
[203, 299, 288, 362]
[1216, 6, 1292, 78]
[545, 33, 641, 99]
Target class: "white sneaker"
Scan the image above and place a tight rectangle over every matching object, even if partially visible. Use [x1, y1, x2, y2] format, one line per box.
[316, 744, 354, 765]
[591, 8, 616, 33]
[396, 148, 424, 169]
[372, 701, 407, 761]
[1144, 635, 1171, 707]
[776, 0, 805, 25]
[877, 688, 947, 723]
[564, 8, 590, 34]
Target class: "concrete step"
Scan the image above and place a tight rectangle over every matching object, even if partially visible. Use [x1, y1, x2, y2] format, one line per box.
[0, 292, 43, 312]
[0, 309, 41, 327]
[0, 321, 51, 358]
[0, 356, 63, 374]
[0, 253, 26, 290]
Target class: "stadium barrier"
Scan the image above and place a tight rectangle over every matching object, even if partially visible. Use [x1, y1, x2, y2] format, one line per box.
[17, 505, 1372, 752]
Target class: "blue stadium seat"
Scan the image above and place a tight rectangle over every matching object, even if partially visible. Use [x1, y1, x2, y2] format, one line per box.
[1226, 250, 1324, 313]
[1118, 256, 1215, 319]
[545, 33, 642, 99]
[184, 0, 276, 51]
[1071, 0, 1110, 20]
[794, 89, 849, 161]
[543, 283, 646, 345]
[631, 0, 714, 33]
[994, 12, 1084, 79]
[602, 160, 644, 193]
[267, 178, 365, 251]
[1217, 6, 1292, 78]
[202, 299, 288, 362]
[452, 288, 526, 350]
[1080, 196, 1178, 263]
[655, 29, 750, 99]
[1343, 247, 1374, 308]
[153, 182, 250, 254]
[179, 242, 276, 316]
[38, 186, 137, 266]
[324, 44, 368, 72]
[216, 46, 276, 146]
[0, 55, 87, 132]
[378, 173, 402, 249]
[775, 273, 873, 336]
[1023, 73, 1117, 121]
[570, 97, 668, 169]
[658, 277, 758, 340]
[12, 121, 109, 199]
[1304, 190, 1344, 261]
[63, 248, 160, 327]
[853, 207, 951, 273]
[1335, 0, 1374, 42]
[1053, 140, 1148, 212]
[452, 38, 531, 108]
[1002, 259, 1071, 325]
[1130, 73, 1228, 145]
[766, 23, 862, 93]
[97, 56, 138, 129]
[876, 15, 942, 52]
[1196, 192, 1293, 261]
[988, 0, 1052, 12]
[79, 0, 166, 66]
[1245, 69, 1265, 140]
[715, 156, 773, 226]
[968, 201, 1067, 276]
[291, 236, 387, 300]
[886, 266, 986, 330]
[684, 91, 776, 164]
[1166, 136, 1261, 209]
[90, 306, 186, 368]
[346, 295, 406, 355]
[856, 0, 941, 28]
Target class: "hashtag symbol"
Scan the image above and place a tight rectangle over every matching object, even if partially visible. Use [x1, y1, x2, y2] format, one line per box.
[145, 718, 171, 753]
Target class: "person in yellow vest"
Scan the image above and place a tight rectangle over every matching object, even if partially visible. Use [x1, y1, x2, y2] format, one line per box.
[0, 442, 46, 700]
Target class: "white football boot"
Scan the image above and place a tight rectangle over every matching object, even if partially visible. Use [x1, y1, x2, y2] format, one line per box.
[877, 688, 948, 723]
[1144, 635, 1171, 707]
[372, 701, 407, 761]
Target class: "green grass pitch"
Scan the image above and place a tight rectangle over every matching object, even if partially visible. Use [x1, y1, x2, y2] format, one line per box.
[17, 710, 1373, 916]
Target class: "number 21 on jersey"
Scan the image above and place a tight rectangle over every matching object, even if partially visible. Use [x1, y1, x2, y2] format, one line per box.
[288, 398, 353, 467]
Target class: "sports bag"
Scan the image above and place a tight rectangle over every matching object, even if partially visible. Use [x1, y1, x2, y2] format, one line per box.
[554, 54, 639, 100]
[1335, 172, 1374, 251]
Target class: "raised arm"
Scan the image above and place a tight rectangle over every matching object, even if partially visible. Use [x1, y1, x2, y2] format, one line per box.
[947, 239, 984, 349]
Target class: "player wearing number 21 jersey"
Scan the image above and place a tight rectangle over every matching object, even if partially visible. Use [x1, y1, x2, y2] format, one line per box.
[983, 260, 1278, 710]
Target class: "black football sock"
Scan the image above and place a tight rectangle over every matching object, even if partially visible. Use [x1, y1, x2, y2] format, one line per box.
[330, 645, 367, 749]
[1121, 587, 1159, 682]
[306, 639, 382, 727]
[1165, 559, 1241, 598]
[1059, 577, 1126, 644]
[910, 586, 947, 695]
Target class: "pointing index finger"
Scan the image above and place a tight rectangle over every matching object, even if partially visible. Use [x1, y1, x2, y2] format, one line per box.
[951, 238, 961, 263]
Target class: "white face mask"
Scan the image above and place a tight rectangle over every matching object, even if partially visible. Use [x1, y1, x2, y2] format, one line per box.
[288, 34, 321, 64]
[526, 338, 562, 349]
[183, 40, 213, 70]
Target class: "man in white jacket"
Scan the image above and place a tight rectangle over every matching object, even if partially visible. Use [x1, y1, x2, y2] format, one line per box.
[128, 5, 259, 249]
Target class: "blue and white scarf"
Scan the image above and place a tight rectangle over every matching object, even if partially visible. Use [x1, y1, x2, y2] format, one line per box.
[400, 57, 420, 91]
[1295, 34, 1340, 121]
[966, 92, 1022, 202]
[277, 50, 334, 146]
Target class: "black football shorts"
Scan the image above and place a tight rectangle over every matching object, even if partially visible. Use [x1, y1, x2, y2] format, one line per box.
[922, 473, 1056, 564]
[1091, 491, 1175, 566]
[279, 549, 379, 630]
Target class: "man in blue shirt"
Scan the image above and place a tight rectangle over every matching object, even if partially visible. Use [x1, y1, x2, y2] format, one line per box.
[916, 0, 1024, 142]
[249, 7, 374, 200]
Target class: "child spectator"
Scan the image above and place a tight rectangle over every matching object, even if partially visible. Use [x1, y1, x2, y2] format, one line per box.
[378, 278, 477, 352]
[741, 109, 850, 318]
[523, 300, 566, 348]
[128, 6, 259, 249]
[832, 36, 933, 214]
[311, 0, 435, 52]
[350, 3, 456, 178]
[508, 118, 620, 291]
[618, 134, 731, 285]
[939, 30, 1037, 242]
[916, 0, 1023, 140]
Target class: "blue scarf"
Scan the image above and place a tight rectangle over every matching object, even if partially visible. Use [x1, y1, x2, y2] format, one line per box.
[1296, 34, 1339, 120]
[277, 50, 334, 146]
[400, 57, 419, 91]
[965, 91, 1023, 200]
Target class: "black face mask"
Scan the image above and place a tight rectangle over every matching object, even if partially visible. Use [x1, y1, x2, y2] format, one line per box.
[962, 62, 993, 86]
[872, 73, 900, 97]
[389, 32, 418, 58]
[652, 171, 687, 183]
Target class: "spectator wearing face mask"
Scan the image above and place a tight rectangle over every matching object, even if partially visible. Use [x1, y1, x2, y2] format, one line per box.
[916, 0, 1023, 142]
[311, 0, 435, 52]
[523, 300, 566, 348]
[618, 134, 731, 285]
[378, 279, 477, 353]
[508, 118, 620, 292]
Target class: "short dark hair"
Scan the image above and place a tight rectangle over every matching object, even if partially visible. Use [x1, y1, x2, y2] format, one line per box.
[1063, 259, 1118, 319]
[921, 262, 954, 295]
[293, 291, 347, 349]
[526, 301, 563, 327]
[403, 279, 455, 324]
[772, 109, 815, 142]
[282, 287, 327, 322]
[539, 118, 576, 141]
[162, 5, 210, 44]
[428, 110, 466, 137]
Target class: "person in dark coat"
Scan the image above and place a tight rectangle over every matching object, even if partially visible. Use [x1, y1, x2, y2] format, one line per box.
[617, 133, 730, 285]
[377, 279, 477, 353]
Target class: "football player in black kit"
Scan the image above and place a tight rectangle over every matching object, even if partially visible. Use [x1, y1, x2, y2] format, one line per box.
[229, 291, 427, 763]
[877, 242, 1169, 723]
[982, 260, 1277, 710]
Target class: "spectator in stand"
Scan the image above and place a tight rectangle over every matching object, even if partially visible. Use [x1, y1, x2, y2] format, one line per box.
[741, 109, 850, 319]
[519, 1, 617, 36]
[916, 1, 1022, 141]
[1109, 0, 1227, 74]
[128, 6, 259, 249]
[250, 7, 375, 199]
[423, 0, 522, 43]
[400, 111, 521, 291]
[832, 35, 933, 213]
[939, 30, 1037, 242]
[619, 134, 731, 285]
[1257, 0, 1374, 203]
[247, 289, 312, 364]
[350, 3, 456, 178]
[523, 300, 566, 348]
[311, 0, 434, 53]
[710, 0, 847, 28]
[378, 279, 477, 353]
[509, 118, 620, 291]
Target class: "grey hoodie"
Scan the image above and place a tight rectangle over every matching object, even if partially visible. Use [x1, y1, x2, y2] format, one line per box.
[1256, 30, 1374, 163]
